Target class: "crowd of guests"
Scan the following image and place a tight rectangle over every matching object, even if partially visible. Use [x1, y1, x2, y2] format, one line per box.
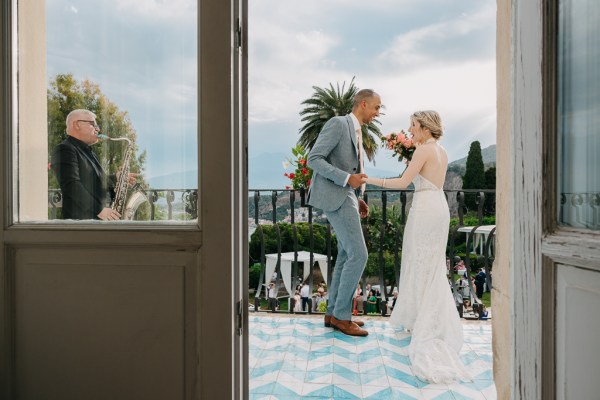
[262, 256, 491, 318]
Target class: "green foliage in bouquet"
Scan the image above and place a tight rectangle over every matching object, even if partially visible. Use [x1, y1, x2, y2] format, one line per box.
[283, 145, 313, 190]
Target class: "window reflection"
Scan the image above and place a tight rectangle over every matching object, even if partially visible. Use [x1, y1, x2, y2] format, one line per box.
[20, 0, 197, 222]
[558, 0, 600, 230]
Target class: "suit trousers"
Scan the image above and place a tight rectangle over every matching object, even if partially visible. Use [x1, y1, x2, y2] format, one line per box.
[325, 193, 368, 321]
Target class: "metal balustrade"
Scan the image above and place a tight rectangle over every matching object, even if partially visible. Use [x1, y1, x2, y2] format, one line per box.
[249, 187, 496, 320]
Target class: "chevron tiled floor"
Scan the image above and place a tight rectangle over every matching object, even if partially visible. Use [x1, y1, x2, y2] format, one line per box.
[249, 315, 495, 400]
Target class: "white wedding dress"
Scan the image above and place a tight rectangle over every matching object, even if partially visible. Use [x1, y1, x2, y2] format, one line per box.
[389, 174, 471, 383]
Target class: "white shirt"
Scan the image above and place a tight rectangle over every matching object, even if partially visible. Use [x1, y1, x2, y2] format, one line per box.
[343, 113, 363, 187]
[300, 285, 310, 297]
[268, 287, 276, 298]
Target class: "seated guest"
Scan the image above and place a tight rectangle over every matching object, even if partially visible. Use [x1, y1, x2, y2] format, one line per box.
[354, 284, 364, 315]
[366, 290, 377, 314]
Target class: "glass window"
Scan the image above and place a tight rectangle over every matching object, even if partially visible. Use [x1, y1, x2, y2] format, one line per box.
[17, 0, 197, 223]
[558, 0, 600, 230]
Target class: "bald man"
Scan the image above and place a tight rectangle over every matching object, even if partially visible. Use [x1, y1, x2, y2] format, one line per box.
[51, 109, 121, 220]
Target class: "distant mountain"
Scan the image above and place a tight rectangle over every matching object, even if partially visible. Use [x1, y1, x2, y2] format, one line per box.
[447, 144, 496, 174]
[147, 144, 496, 191]
[148, 170, 198, 189]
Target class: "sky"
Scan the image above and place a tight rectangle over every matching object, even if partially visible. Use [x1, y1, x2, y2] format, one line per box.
[46, 0, 198, 182]
[249, 0, 497, 187]
[45, 0, 496, 188]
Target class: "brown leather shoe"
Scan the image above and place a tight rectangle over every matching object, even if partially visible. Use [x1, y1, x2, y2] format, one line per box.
[330, 316, 368, 336]
[352, 319, 365, 327]
[325, 315, 364, 327]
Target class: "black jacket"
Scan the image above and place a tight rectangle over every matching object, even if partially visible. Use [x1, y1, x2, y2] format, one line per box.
[51, 136, 115, 220]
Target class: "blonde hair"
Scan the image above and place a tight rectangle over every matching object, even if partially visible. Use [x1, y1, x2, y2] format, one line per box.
[411, 110, 443, 139]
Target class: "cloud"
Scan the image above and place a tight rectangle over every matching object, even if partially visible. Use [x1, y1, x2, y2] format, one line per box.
[248, 0, 497, 168]
[376, 4, 496, 71]
[249, 22, 343, 123]
[115, 0, 196, 20]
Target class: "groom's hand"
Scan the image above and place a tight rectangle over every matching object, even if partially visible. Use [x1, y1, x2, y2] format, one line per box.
[348, 173, 368, 189]
[358, 199, 369, 218]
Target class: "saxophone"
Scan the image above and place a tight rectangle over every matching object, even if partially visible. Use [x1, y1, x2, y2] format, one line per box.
[97, 134, 133, 218]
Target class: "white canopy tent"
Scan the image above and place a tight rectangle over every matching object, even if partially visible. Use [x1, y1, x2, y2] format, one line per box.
[457, 225, 496, 255]
[265, 251, 328, 297]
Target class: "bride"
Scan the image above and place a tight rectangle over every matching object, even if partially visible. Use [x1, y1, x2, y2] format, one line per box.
[366, 110, 471, 383]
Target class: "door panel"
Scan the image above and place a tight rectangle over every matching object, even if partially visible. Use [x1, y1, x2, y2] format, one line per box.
[555, 264, 600, 400]
[12, 248, 197, 400]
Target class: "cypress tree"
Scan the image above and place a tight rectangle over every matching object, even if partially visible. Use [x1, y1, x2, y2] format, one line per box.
[462, 141, 486, 212]
[484, 167, 496, 215]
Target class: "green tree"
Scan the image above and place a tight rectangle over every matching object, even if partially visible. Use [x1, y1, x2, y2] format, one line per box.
[48, 73, 147, 189]
[298, 78, 383, 162]
[462, 141, 486, 212]
[248, 223, 337, 266]
[484, 166, 496, 215]
[48, 74, 149, 218]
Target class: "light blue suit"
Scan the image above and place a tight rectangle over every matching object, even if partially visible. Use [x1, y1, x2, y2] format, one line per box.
[307, 115, 368, 321]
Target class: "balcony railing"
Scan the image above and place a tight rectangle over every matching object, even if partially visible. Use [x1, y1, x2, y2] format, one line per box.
[48, 187, 198, 220]
[249, 187, 496, 320]
[47, 186, 497, 320]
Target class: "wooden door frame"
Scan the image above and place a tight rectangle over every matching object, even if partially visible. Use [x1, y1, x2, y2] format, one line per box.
[1, 0, 247, 398]
[510, 0, 600, 399]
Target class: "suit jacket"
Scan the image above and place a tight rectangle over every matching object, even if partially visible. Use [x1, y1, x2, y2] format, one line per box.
[51, 136, 115, 220]
[306, 115, 361, 212]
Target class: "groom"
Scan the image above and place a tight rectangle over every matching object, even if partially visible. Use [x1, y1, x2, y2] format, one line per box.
[307, 89, 381, 336]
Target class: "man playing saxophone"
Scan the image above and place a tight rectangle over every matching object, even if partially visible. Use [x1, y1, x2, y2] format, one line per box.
[51, 109, 137, 220]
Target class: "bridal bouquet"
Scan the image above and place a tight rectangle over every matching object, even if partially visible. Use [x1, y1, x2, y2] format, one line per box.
[382, 130, 415, 163]
[283, 145, 313, 190]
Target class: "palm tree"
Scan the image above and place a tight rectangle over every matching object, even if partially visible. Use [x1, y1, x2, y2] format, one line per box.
[298, 78, 383, 162]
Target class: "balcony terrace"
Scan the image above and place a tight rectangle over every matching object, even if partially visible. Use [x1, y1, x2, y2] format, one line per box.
[248, 187, 496, 399]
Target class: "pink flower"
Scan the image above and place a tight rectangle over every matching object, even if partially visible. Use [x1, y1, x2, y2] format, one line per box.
[403, 139, 413, 148]
[302, 168, 308, 175]
[284, 172, 289, 178]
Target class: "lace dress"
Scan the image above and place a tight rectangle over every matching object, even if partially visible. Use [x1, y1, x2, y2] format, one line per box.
[389, 174, 471, 383]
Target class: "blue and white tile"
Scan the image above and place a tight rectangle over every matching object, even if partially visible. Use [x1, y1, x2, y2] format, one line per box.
[363, 386, 421, 399]
[249, 316, 495, 399]
[420, 388, 456, 399]
[300, 382, 333, 397]
[332, 383, 363, 399]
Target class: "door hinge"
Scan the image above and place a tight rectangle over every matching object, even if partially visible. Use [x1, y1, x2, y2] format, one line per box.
[235, 18, 243, 49]
[236, 300, 244, 336]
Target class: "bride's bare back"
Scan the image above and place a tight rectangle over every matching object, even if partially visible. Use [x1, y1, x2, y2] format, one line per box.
[416, 141, 448, 189]
[367, 139, 448, 190]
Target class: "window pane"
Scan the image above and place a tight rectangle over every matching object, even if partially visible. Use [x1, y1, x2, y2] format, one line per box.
[558, 0, 600, 230]
[18, 0, 197, 223]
